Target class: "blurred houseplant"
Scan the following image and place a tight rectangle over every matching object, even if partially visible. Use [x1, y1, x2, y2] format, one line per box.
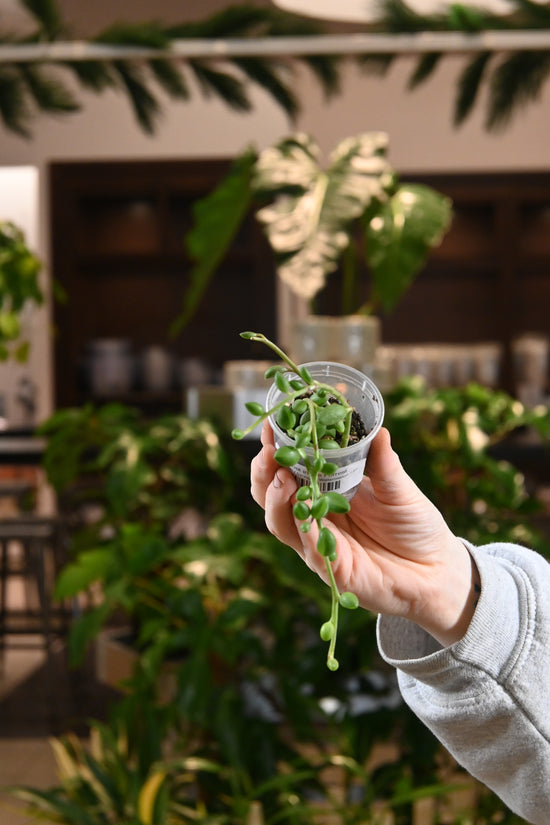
[0, 220, 44, 360]
[8, 382, 550, 824]
[172, 132, 452, 365]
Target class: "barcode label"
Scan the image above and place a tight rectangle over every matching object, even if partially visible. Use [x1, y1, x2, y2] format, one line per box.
[290, 456, 366, 495]
[298, 477, 341, 492]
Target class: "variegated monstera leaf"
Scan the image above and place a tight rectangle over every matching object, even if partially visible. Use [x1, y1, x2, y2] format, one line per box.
[253, 132, 392, 301]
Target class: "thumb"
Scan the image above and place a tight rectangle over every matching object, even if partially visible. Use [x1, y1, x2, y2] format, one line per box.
[365, 427, 419, 504]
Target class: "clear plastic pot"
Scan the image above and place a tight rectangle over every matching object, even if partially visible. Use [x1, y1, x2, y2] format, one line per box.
[266, 361, 385, 501]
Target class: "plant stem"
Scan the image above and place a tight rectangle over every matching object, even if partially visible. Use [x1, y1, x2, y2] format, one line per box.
[248, 333, 304, 376]
[324, 557, 341, 667]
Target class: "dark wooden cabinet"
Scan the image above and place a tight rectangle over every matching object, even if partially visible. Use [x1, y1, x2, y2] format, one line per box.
[50, 164, 550, 407]
[49, 159, 277, 408]
[382, 172, 550, 389]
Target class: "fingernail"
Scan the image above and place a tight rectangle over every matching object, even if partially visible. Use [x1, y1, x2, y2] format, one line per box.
[273, 469, 284, 489]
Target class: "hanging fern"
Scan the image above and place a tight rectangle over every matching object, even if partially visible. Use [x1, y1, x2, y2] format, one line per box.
[0, 2, 339, 137]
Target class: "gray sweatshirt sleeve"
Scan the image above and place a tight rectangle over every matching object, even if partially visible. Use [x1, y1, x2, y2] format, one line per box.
[376, 540, 550, 825]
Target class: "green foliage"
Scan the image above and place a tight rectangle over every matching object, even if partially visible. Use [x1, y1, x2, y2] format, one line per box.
[385, 376, 550, 554]
[0, 2, 338, 137]
[10, 380, 550, 823]
[0, 221, 44, 360]
[173, 133, 452, 330]
[37, 402, 257, 552]
[377, 0, 550, 131]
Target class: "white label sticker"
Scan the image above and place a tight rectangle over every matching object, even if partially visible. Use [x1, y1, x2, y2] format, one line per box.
[291, 458, 366, 494]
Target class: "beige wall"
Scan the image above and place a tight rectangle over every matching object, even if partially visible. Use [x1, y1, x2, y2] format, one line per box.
[2, 0, 550, 418]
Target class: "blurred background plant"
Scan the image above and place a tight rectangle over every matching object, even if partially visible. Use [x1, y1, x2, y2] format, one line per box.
[0, 220, 44, 361]
[8, 381, 549, 824]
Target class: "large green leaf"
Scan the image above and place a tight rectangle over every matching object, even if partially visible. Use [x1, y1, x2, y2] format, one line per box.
[170, 148, 256, 336]
[367, 183, 452, 313]
[254, 132, 391, 300]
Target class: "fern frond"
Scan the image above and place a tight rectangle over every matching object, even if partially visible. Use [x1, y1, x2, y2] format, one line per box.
[356, 54, 395, 76]
[487, 50, 550, 130]
[18, 63, 79, 113]
[112, 60, 161, 134]
[232, 56, 298, 118]
[454, 51, 492, 125]
[167, 6, 271, 38]
[19, 0, 62, 39]
[299, 54, 341, 98]
[0, 67, 30, 136]
[94, 22, 169, 49]
[189, 61, 250, 112]
[408, 52, 442, 88]
[508, 0, 550, 26]
[381, 0, 446, 32]
[63, 60, 114, 92]
[148, 59, 189, 100]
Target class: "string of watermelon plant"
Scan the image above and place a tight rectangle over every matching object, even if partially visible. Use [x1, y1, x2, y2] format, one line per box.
[232, 331, 361, 671]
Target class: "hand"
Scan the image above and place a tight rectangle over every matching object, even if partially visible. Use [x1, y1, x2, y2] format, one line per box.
[251, 422, 479, 647]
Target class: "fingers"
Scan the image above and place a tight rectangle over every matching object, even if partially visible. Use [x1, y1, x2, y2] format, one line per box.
[264, 466, 301, 550]
[365, 427, 422, 505]
[250, 421, 278, 509]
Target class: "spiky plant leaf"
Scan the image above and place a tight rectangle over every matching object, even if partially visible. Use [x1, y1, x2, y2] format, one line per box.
[486, 50, 550, 131]
[94, 21, 169, 48]
[382, 0, 445, 32]
[254, 132, 391, 301]
[18, 63, 79, 114]
[189, 60, 250, 111]
[408, 52, 443, 88]
[454, 51, 492, 125]
[112, 59, 160, 134]
[367, 183, 453, 313]
[148, 59, 189, 100]
[356, 54, 395, 76]
[0, 67, 30, 136]
[233, 56, 298, 118]
[167, 5, 280, 38]
[511, 0, 550, 25]
[64, 60, 114, 92]
[171, 149, 257, 336]
[20, 0, 62, 39]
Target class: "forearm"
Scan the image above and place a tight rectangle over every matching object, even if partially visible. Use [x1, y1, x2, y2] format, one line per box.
[377, 540, 550, 824]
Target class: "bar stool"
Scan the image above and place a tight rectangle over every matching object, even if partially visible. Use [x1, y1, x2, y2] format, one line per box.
[0, 516, 68, 662]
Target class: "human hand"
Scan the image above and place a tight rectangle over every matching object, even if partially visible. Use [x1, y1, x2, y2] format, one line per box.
[251, 422, 479, 647]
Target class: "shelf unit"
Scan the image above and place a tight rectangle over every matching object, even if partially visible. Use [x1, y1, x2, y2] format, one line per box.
[49, 159, 277, 409]
[50, 164, 550, 407]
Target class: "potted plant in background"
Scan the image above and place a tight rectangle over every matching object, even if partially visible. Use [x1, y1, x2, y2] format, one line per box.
[171, 131, 452, 371]
[8, 378, 550, 824]
[0, 220, 44, 361]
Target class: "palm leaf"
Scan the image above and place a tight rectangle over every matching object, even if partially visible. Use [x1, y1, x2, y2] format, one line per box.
[486, 50, 550, 130]
[233, 56, 298, 118]
[170, 149, 257, 336]
[148, 59, 189, 100]
[254, 132, 391, 301]
[0, 67, 30, 136]
[18, 63, 79, 113]
[367, 183, 452, 313]
[356, 53, 395, 76]
[408, 52, 443, 88]
[189, 60, 250, 112]
[454, 51, 492, 125]
[19, 0, 62, 38]
[63, 60, 114, 92]
[112, 59, 160, 134]
[94, 21, 169, 48]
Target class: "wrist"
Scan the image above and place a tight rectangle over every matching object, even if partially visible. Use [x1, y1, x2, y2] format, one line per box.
[412, 537, 481, 647]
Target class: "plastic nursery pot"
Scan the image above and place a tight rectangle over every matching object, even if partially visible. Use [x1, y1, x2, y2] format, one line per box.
[266, 361, 385, 501]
